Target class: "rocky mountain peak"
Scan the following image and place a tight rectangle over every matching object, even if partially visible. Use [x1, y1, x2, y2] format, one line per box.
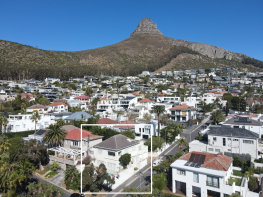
[130, 18, 163, 37]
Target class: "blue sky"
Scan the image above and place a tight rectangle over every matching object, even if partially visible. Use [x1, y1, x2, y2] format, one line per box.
[1, 0, 262, 61]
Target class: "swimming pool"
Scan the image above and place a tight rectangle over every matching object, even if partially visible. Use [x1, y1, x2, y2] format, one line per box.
[107, 172, 115, 176]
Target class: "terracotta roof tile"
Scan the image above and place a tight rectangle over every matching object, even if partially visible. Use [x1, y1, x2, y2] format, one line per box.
[138, 98, 152, 103]
[178, 151, 233, 171]
[100, 97, 111, 100]
[98, 118, 119, 124]
[48, 102, 67, 106]
[169, 104, 196, 111]
[114, 120, 136, 129]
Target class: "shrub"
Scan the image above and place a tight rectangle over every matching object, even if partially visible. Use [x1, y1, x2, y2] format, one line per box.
[50, 161, 60, 171]
[119, 153, 131, 169]
[254, 167, 263, 174]
[48, 150, 55, 155]
[254, 159, 263, 163]
[248, 177, 258, 191]
[45, 171, 59, 179]
[134, 167, 138, 171]
[4, 130, 35, 139]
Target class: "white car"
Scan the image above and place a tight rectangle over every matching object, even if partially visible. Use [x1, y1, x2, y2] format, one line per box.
[153, 159, 163, 166]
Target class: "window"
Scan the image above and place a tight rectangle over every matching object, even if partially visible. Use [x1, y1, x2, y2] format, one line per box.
[177, 170, 185, 176]
[98, 149, 102, 154]
[208, 148, 214, 151]
[207, 176, 219, 188]
[242, 126, 245, 129]
[108, 151, 115, 156]
[139, 128, 141, 132]
[73, 141, 79, 147]
[228, 138, 231, 140]
[193, 173, 199, 183]
[118, 151, 122, 156]
[228, 149, 231, 151]
[243, 140, 254, 144]
[213, 137, 217, 141]
[215, 149, 220, 153]
[233, 139, 239, 141]
[89, 150, 94, 154]
[233, 126, 239, 129]
[223, 138, 226, 146]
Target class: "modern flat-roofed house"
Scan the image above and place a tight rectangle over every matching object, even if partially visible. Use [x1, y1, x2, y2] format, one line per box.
[89, 134, 148, 173]
[189, 125, 261, 159]
[171, 151, 249, 197]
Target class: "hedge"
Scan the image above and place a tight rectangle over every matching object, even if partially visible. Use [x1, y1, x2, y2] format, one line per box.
[4, 130, 35, 139]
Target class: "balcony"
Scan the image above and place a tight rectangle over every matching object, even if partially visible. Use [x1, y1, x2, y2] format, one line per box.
[70, 145, 81, 150]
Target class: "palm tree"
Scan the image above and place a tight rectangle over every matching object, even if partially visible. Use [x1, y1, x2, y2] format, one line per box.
[44, 124, 66, 147]
[176, 138, 188, 151]
[31, 111, 41, 134]
[151, 105, 165, 140]
[0, 114, 8, 134]
[0, 135, 11, 153]
[21, 103, 27, 114]
[56, 119, 65, 127]
[210, 110, 226, 125]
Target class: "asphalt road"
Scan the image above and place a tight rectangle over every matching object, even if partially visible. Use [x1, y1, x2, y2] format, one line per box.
[106, 118, 211, 197]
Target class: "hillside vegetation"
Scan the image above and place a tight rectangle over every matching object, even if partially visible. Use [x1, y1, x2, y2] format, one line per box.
[0, 35, 263, 80]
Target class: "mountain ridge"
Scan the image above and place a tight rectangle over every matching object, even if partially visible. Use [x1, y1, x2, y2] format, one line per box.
[0, 18, 262, 80]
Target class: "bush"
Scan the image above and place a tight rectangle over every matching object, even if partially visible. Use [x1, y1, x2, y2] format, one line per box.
[119, 154, 131, 169]
[248, 177, 258, 191]
[4, 130, 35, 139]
[50, 161, 60, 171]
[45, 171, 59, 179]
[254, 167, 263, 174]
[48, 150, 55, 155]
[134, 167, 138, 171]
[254, 159, 263, 163]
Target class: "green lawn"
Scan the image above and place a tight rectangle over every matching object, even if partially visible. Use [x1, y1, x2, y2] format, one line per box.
[36, 166, 50, 175]
[233, 170, 243, 177]
[45, 171, 59, 179]
[228, 177, 241, 186]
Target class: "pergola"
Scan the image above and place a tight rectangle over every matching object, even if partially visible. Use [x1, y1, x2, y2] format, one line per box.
[48, 147, 86, 163]
[48, 147, 85, 156]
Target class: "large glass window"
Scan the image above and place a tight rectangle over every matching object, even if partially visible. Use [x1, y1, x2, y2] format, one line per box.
[223, 138, 226, 146]
[207, 176, 219, 188]
[193, 173, 199, 183]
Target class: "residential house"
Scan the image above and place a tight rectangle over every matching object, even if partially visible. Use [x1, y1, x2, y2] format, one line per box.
[64, 112, 94, 123]
[89, 134, 148, 173]
[170, 151, 249, 197]
[47, 102, 68, 113]
[26, 104, 48, 114]
[189, 125, 261, 159]
[169, 104, 197, 122]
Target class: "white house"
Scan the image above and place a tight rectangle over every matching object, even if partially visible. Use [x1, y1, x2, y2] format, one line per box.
[5, 113, 56, 132]
[45, 78, 60, 84]
[26, 104, 48, 114]
[89, 134, 148, 173]
[47, 102, 68, 113]
[171, 151, 249, 197]
[189, 125, 261, 159]
[222, 116, 263, 138]
[169, 104, 197, 122]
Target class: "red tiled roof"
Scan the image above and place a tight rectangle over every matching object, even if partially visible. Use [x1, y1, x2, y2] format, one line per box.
[188, 86, 194, 89]
[48, 102, 67, 106]
[114, 120, 136, 129]
[132, 92, 139, 95]
[65, 129, 95, 140]
[138, 98, 152, 103]
[100, 97, 111, 100]
[22, 94, 37, 98]
[74, 96, 90, 99]
[169, 104, 196, 111]
[158, 92, 167, 95]
[178, 151, 233, 171]
[98, 118, 119, 124]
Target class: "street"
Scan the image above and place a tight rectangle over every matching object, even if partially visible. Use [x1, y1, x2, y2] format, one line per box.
[106, 118, 211, 197]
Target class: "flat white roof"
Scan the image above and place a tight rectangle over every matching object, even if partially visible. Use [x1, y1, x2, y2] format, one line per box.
[170, 160, 227, 177]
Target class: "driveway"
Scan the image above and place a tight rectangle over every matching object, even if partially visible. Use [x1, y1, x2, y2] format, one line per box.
[47, 169, 65, 187]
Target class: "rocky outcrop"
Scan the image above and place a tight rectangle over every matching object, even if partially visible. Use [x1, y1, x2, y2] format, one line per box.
[130, 18, 163, 36]
[170, 39, 244, 61]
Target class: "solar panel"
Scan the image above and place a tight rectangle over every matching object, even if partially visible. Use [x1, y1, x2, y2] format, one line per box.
[199, 155, 206, 164]
[184, 161, 191, 166]
[193, 154, 201, 163]
[194, 163, 202, 168]
[189, 153, 196, 162]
